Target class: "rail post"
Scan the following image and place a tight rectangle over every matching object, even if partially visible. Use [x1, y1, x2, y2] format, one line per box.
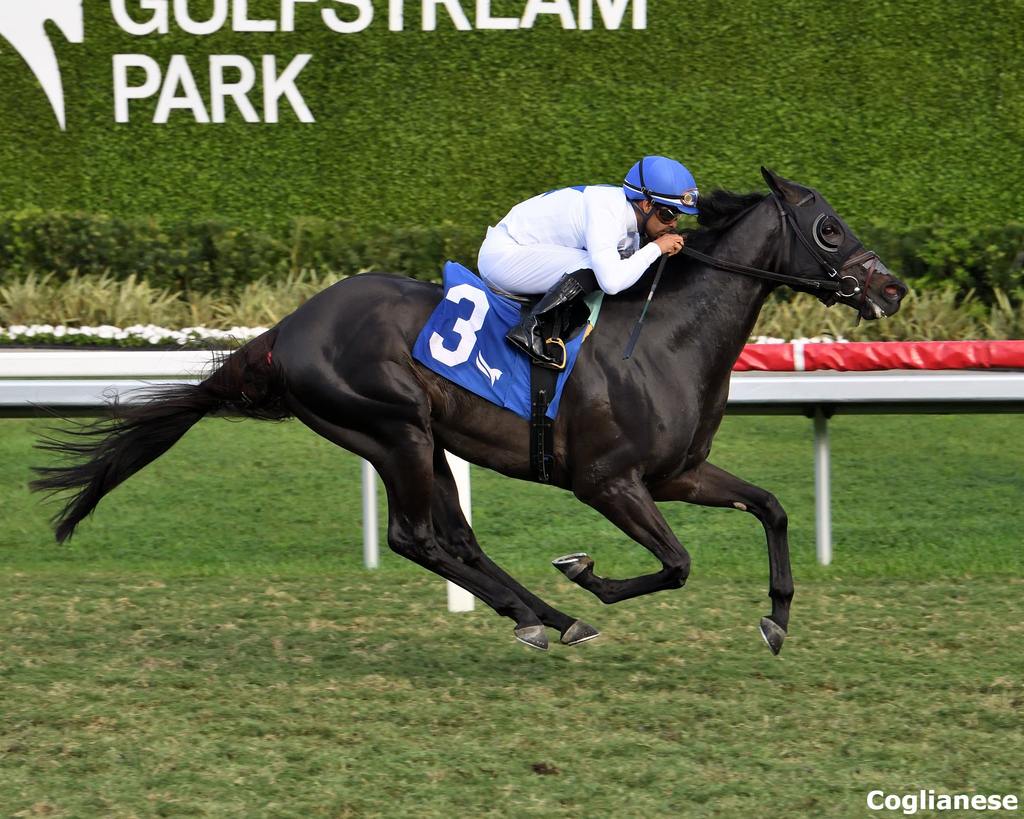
[445, 452, 476, 612]
[361, 459, 379, 569]
[813, 407, 832, 565]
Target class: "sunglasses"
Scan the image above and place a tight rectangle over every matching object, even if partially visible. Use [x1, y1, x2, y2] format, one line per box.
[654, 206, 681, 224]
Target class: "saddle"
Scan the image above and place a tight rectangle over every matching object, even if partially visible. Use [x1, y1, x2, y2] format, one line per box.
[413, 263, 602, 485]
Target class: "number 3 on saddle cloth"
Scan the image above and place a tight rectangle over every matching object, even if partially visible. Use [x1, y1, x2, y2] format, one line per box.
[412, 261, 603, 422]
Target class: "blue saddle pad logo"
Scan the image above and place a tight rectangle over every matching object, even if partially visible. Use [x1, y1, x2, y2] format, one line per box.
[412, 262, 591, 420]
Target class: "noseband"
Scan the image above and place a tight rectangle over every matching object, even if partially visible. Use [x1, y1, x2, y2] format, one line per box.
[829, 249, 880, 308]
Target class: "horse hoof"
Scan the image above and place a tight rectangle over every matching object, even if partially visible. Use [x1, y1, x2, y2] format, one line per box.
[552, 552, 593, 581]
[560, 619, 601, 646]
[759, 617, 786, 656]
[514, 625, 549, 651]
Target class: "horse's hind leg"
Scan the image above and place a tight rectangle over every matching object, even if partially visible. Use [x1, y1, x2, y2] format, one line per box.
[379, 439, 557, 649]
[649, 461, 793, 655]
[287, 400, 552, 649]
[431, 451, 599, 646]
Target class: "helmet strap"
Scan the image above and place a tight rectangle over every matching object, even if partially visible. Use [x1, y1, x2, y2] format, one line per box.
[631, 199, 659, 241]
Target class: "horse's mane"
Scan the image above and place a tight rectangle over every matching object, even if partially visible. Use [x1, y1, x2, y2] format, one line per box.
[682, 189, 767, 251]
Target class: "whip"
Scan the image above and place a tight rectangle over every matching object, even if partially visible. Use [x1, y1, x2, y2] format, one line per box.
[622, 252, 669, 360]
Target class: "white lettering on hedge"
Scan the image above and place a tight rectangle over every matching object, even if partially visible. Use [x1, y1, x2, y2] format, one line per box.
[412, 0, 644, 30]
[583, 0, 644, 29]
[113, 55, 161, 122]
[155, 54, 210, 122]
[174, 0, 229, 36]
[281, 0, 321, 31]
[521, 0, 576, 29]
[422, 0, 472, 31]
[322, 0, 375, 33]
[388, 0, 404, 30]
[37, 0, 650, 130]
[109, 0, 646, 33]
[263, 55, 315, 122]
[111, 0, 169, 35]
[475, 0, 518, 29]
[113, 54, 314, 123]
[210, 56, 259, 122]
[233, 0, 279, 32]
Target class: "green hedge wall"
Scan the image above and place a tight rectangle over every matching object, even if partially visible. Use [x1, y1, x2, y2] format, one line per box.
[2, 210, 1021, 301]
[0, 0, 1021, 236]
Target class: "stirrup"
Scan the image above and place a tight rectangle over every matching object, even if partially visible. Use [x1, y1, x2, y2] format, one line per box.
[541, 337, 567, 370]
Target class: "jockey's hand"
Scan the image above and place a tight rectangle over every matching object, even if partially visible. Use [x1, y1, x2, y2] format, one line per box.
[655, 233, 685, 256]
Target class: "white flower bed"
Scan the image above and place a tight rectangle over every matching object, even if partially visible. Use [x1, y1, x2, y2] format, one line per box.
[0, 324, 269, 347]
[0, 324, 848, 348]
[750, 335, 849, 344]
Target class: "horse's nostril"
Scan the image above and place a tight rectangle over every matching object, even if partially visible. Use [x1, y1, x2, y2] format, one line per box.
[884, 284, 904, 300]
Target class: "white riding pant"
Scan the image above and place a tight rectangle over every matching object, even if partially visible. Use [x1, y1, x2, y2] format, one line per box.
[477, 225, 590, 295]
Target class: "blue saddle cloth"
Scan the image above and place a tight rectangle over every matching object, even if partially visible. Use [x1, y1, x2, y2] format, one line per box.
[412, 262, 597, 420]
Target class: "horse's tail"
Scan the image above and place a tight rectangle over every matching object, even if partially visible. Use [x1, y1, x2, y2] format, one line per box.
[30, 328, 289, 543]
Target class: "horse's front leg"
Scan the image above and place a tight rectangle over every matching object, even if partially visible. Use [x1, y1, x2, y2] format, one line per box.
[554, 474, 692, 604]
[648, 460, 793, 655]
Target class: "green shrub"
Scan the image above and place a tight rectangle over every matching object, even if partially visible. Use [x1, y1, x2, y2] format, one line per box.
[1, 210, 1022, 307]
[862, 222, 1024, 300]
[0, 210, 482, 291]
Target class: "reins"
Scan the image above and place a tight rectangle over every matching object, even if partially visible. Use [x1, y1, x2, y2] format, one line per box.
[677, 244, 844, 294]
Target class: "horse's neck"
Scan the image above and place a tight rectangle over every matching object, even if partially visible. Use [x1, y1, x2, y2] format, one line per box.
[662, 206, 780, 364]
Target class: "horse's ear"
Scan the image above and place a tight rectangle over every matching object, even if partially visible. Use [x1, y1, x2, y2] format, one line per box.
[761, 167, 814, 205]
[761, 166, 782, 192]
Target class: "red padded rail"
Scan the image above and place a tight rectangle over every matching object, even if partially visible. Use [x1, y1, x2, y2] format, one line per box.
[734, 340, 1024, 372]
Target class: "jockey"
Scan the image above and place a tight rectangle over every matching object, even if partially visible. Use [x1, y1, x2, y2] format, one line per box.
[478, 156, 698, 368]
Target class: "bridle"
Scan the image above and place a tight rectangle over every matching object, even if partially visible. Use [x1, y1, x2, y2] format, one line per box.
[623, 187, 885, 357]
[678, 192, 880, 307]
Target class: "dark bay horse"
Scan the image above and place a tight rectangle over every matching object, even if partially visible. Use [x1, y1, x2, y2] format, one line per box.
[32, 169, 907, 655]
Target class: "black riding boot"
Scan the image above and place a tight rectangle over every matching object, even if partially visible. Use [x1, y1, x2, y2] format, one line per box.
[506, 270, 593, 369]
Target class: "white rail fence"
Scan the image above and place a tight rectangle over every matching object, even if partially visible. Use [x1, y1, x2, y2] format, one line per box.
[4, 350, 1023, 611]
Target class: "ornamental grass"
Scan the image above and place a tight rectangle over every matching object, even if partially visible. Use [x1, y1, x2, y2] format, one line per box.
[0, 269, 345, 330]
[751, 287, 1024, 342]
[1, 270, 1022, 344]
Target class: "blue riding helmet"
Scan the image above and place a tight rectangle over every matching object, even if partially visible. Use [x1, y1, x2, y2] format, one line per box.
[623, 156, 699, 215]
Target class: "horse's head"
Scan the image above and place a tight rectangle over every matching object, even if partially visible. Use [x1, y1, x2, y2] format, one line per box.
[762, 168, 907, 320]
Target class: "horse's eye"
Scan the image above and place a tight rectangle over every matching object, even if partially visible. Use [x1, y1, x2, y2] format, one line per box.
[812, 215, 844, 252]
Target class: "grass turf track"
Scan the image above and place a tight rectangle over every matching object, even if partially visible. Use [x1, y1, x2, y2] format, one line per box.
[1, 414, 1022, 817]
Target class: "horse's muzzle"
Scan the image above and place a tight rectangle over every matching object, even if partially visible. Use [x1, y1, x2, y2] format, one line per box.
[842, 253, 908, 320]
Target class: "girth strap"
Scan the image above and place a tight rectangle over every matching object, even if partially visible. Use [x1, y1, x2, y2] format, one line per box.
[529, 364, 559, 483]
